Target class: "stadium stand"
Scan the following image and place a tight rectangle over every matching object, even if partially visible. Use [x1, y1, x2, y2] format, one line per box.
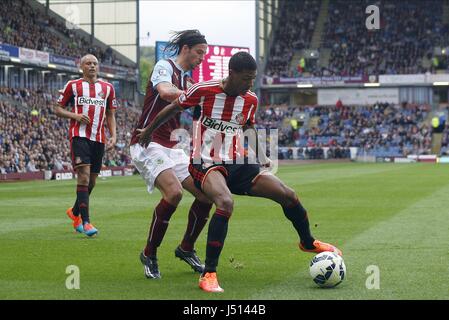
[323, 0, 449, 76]
[1, 0, 448, 173]
[265, 0, 321, 78]
[0, 87, 138, 173]
[0, 0, 122, 66]
[265, 0, 449, 77]
[256, 102, 435, 159]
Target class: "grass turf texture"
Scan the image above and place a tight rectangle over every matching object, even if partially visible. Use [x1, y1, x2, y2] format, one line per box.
[1, 163, 448, 300]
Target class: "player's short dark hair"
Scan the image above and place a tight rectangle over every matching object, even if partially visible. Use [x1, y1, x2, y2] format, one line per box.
[229, 52, 257, 73]
[165, 30, 207, 55]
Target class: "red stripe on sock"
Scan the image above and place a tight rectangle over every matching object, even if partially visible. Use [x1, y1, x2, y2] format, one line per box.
[77, 185, 89, 192]
[160, 198, 177, 211]
[208, 241, 223, 247]
[215, 209, 232, 219]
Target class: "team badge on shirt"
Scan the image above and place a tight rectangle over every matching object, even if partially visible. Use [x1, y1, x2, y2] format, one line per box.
[179, 93, 187, 103]
[158, 69, 168, 76]
[235, 113, 246, 125]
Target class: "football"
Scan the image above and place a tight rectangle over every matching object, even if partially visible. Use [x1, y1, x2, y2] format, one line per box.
[309, 251, 346, 288]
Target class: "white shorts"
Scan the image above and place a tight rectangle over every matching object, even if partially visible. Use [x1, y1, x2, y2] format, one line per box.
[130, 142, 190, 194]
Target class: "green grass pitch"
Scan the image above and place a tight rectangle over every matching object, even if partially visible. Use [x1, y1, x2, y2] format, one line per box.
[1, 163, 448, 300]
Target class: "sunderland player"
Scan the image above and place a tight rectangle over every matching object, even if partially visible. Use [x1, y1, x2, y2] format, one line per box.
[130, 30, 212, 279]
[138, 52, 342, 292]
[55, 54, 117, 237]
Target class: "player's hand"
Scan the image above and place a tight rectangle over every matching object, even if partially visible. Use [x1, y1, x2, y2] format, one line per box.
[137, 128, 152, 147]
[107, 136, 116, 150]
[75, 114, 90, 125]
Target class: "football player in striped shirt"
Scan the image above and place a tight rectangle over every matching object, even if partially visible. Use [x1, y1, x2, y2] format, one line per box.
[55, 54, 117, 237]
[138, 52, 342, 292]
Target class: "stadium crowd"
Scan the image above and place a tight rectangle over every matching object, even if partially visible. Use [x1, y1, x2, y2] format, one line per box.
[256, 102, 433, 159]
[265, 0, 449, 77]
[0, 84, 444, 173]
[323, 0, 449, 76]
[0, 87, 138, 174]
[0, 0, 124, 66]
[265, 0, 321, 78]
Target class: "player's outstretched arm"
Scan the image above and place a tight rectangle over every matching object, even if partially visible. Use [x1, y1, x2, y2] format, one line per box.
[157, 82, 184, 102]
[137, 101, 184, 147]
[54, 105, 90, 124]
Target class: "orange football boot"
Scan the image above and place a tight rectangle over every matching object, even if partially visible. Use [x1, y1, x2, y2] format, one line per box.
[299, 239, 343, 256]
[199, 272, 224, 293]
[66, 207, 83, 233]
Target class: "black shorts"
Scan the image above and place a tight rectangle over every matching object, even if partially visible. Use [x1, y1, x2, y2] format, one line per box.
[70, 137, 105, 174]
[189, 162, 262, 195]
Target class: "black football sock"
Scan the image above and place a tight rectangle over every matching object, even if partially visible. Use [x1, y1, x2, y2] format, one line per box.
[282, 200, 315, 248]
[203, 209, 231, 275]
[73, 185, 94, 217]
[76, 185, 90, 224]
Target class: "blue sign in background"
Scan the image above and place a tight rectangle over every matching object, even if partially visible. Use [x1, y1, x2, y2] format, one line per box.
[50, 54, 77, 67]
[0, 43, 19, 57]
[155, 41, 177, 62]
[154, 41, 192, 77]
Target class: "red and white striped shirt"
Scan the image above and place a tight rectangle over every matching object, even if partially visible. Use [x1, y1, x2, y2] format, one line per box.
[178, 80, 258, 163]
[57, 78, 117, 143]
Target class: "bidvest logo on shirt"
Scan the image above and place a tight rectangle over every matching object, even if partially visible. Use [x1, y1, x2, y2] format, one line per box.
[77, 96, 106, 107]
[201, 116, 242, 135]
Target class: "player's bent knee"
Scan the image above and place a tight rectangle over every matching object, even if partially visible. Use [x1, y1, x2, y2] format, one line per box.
[215, 196, 233, 213]
[165, 188, 183, 206]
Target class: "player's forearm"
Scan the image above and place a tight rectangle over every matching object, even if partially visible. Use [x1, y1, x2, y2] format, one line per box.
[54, 105, 76, 120]
[106, 112, 117, 139]
[146, 103, 182, 135]
[158, 83, 183, 102]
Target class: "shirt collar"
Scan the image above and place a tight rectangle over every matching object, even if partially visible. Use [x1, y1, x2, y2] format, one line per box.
[169, 58, 188, 74]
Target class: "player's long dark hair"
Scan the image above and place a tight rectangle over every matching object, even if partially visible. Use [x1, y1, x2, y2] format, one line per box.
[164, 29, 207, 55]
